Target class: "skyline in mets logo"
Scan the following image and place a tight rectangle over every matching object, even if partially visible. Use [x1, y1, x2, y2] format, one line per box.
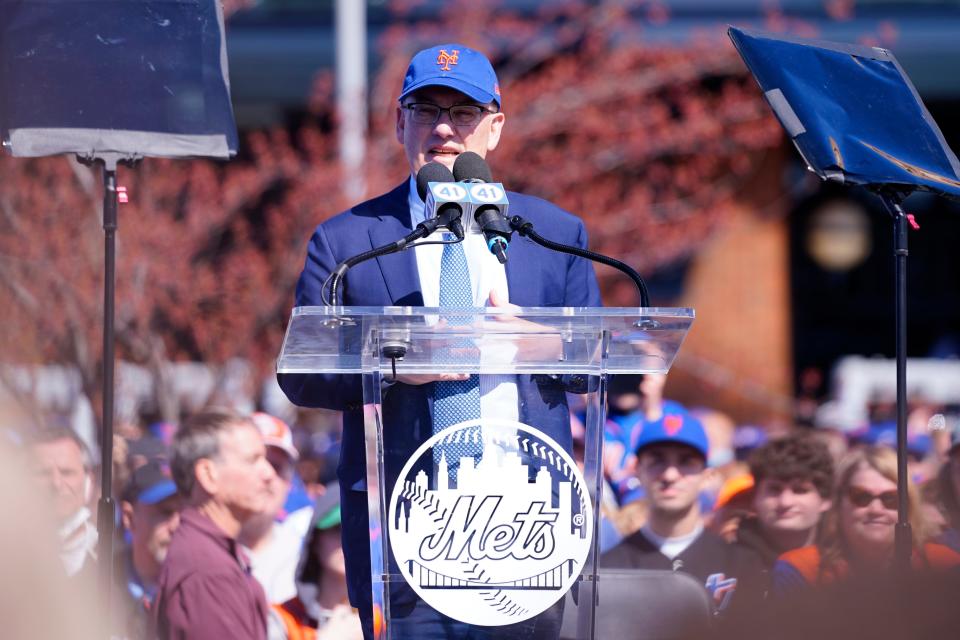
[388, 418, 593, 626]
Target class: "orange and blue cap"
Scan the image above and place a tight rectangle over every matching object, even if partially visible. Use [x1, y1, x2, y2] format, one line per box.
[634, 411, 709, 460]
[399, 43, 501, 108]
[251, 412, 299, 462]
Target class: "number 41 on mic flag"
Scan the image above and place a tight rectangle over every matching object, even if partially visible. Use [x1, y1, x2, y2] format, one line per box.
[425, 181, 473, 220]
[466, 182, 509, 220]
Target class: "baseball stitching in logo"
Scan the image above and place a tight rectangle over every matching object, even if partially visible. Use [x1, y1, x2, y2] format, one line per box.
[388, 418, 593, 626]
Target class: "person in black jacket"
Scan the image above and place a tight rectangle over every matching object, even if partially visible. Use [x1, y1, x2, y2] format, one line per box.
[732, 435, 835, 578]
[599, 412, 761, 614]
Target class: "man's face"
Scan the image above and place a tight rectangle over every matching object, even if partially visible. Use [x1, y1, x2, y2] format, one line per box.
[126, 494, 182, 566]
[753, 477, 830, 536]
[636, 443, 708, 515]
[31, 438, 90, 521]
[212, 425, 274, 523]
[315, 526, 346, 576]
[396, 85, 505, 175]
[262, 447, 294, 519]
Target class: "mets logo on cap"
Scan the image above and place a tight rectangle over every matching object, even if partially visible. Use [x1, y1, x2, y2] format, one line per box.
[663, 414, 684, 436]
[436, 49, 459, 71]
[633, 411, 709, 459]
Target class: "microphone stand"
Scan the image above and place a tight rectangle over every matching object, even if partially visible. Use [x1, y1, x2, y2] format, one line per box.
[328, 210, 464, 306]
[508, 215, 651, 308]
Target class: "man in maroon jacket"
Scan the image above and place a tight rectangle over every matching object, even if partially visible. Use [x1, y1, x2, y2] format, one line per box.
[152, 409, 275, 640]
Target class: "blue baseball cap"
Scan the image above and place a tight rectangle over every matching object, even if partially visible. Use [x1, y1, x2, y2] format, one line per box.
[399, 43, 501, 108]
[634, 412, 709, 460]
[122, 460, 178, 505]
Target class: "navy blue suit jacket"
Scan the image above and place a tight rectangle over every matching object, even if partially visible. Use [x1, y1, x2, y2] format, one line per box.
[278, 180, 601, 611]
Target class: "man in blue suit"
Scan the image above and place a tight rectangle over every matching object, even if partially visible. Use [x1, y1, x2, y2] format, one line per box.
[280, 43, 601, 639]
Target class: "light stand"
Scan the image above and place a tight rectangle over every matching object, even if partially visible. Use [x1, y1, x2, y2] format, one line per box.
[77, 151, 138, 621]
[1, 3, 238, 635]
[730, 25, 960, 575]
[878, 190, 914, 572]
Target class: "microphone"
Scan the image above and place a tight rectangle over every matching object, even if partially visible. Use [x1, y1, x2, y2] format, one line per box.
[327, 162, 466, 306]
[452, 152, 512, 264]
[415, 162, 466, 240]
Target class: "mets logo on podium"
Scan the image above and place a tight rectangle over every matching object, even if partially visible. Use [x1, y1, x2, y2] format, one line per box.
[388, 418, 593, 626]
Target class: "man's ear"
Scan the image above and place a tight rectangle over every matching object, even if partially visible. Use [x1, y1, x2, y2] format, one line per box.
[486, 111, 506, 152]
[194, 458, 218, 497]
[396, 105, 405, 144]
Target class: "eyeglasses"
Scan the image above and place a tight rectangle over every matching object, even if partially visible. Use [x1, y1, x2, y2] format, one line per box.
[846, 487, 898, 510]
[402, 102, 496, 126]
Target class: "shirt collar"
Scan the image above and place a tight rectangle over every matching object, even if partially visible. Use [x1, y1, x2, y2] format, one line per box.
[407, 174, 425, 227]
[179, 507, 250, 570]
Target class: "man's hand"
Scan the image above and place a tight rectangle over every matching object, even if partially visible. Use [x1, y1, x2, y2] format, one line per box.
[487, 288, 518, 313]
[487, 288, 563, 361]
[388, 289, 562, 384]
[316, 604, 363, 640]
[392, 372, 470, 386]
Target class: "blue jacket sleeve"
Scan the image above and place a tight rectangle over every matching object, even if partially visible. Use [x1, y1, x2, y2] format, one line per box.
[565, 216, 602, 308]
[277, 223, 363, 411]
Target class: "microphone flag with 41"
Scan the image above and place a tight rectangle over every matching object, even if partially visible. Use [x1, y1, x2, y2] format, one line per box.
[424, 180, 510, 223]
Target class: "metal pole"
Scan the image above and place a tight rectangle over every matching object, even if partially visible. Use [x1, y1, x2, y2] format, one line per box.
[97, 162, 118, 626]
[335, 0, 368, 201]
[880, 192, 912, 574]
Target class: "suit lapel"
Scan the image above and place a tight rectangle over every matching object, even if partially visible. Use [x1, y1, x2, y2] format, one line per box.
[369, 181, 424, 306]
[366, 184, 545, 306]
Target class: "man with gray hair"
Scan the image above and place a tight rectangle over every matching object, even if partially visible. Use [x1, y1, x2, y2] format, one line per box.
[28, 426, 98, 579]
[152, 409, 274, 640]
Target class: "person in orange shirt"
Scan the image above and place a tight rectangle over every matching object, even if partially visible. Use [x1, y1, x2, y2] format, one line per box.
[270, 484, 362, 640]
[772, 445, 960, 591]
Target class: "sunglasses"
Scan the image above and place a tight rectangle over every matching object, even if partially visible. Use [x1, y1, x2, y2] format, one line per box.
[846, 487, 898, 510]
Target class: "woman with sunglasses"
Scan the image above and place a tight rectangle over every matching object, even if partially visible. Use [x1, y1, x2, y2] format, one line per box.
[770, 446, 960, 592]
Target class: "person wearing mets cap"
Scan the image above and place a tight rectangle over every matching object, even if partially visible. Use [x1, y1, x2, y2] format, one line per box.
[601, 412, 764, 619]
[279, 42, 601, 639]
[117, 460, 182, 639]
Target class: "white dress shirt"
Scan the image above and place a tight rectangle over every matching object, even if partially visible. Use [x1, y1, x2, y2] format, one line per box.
[407, 175, 519, 421]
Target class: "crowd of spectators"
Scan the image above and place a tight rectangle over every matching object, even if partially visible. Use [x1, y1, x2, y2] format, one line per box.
[4, 404, 360, 640]
[594, 373, 960, 638]
[4, 368, 960, 639]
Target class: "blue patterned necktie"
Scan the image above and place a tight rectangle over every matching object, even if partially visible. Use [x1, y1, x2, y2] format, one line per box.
[433, 239, 482, 479]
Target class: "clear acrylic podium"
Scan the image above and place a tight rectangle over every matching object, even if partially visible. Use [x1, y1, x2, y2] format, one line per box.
[277, 305, 694, 639]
